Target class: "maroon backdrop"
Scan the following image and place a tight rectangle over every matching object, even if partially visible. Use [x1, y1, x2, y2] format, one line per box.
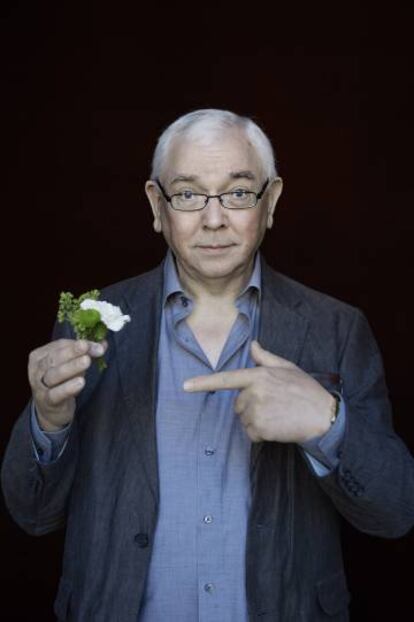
[1, 2, 413, 620]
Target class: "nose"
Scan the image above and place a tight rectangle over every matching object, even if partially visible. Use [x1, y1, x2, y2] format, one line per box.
[201, 196, 228, 230]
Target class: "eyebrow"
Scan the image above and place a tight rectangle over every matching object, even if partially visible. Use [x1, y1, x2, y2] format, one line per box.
[169, 170, 257, 186]
[229, 170, 257, 181]
[170, 175, 199, 185]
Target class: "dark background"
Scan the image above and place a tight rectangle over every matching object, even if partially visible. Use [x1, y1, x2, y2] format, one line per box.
[1, 1, 413, 620]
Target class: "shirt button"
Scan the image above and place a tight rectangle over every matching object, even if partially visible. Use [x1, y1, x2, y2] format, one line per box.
[204, 583, 215, 593]
[203, 515, 213, 524]
[204, 447, 216, 456]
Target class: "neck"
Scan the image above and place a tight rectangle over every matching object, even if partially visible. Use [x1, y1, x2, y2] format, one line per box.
[175, 257, 255, 306]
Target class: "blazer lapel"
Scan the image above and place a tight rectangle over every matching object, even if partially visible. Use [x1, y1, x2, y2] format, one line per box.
[114, 265, 163, 502]
[259, 265, 309, 363]
[251, 260, 310, 468]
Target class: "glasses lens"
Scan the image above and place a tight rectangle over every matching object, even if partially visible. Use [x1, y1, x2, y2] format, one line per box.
[171, 192, 206, 211]
[221, 191, 256, 209]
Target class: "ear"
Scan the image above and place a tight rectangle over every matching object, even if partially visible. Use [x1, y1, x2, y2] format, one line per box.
[266, 177, 283, 229]
[145, 180, 163, 233]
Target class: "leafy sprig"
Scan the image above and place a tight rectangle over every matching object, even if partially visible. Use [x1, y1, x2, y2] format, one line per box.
[57, 289, 107, 370]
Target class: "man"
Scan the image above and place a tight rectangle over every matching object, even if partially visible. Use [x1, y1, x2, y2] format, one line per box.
[2, 109, 414, 622]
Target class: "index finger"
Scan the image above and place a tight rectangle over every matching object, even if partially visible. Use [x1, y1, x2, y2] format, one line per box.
[29, 339, 88, 364]
[183, 368, 256, 393]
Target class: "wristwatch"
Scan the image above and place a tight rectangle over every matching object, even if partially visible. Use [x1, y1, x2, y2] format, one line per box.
[329, 393, 340, 425]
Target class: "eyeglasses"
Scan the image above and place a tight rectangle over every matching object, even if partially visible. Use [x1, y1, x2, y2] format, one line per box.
[156, 178, 269, 212]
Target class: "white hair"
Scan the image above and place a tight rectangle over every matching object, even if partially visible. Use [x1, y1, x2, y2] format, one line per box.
[150, 109, 278, 180]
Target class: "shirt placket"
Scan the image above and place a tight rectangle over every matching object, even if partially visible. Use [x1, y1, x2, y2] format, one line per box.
[196, 313, 252, 622]
[161, 286, 257, 622]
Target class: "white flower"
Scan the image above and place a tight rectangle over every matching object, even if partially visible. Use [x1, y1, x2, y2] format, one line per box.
[80, 299, 131, 332]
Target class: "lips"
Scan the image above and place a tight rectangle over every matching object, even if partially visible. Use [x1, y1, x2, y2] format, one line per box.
[196, 243, 236, 249]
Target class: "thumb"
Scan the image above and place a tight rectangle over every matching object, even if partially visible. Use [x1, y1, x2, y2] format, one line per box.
[250, 340, 294, 369]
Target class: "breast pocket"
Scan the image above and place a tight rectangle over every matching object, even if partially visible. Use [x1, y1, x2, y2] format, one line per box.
[309, 372, 343, 396]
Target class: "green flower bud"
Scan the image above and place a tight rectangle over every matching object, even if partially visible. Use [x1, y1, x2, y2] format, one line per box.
[74, 308, 101, 328]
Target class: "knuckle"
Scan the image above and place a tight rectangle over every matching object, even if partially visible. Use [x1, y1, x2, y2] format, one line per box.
[80, 354, 91, 368]
[263, 367, 274, 380]
[256, 367, 268, 383]
[45, 369, 56, 387]
[219, 375, 228, 388]
[76, 340, 88, 353]
[28, 349, 42, 369]
[73, 377, 85, 393]
[47, 390, 59, 406]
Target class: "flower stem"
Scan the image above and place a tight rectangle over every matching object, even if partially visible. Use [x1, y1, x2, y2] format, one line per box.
[96, 356, 107, 372]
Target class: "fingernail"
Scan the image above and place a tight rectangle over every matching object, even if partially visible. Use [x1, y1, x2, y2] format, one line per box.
[90, 343, 104, 356]
[183, 381, 191, 391]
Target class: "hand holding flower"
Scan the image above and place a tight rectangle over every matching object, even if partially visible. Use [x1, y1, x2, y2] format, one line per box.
[29, 339, 108, 432]
[28, 290, 131, 432]
[57, 290, 131, 370]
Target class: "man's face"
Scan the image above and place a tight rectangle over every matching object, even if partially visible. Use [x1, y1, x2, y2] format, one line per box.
[146, 128, 282, 287]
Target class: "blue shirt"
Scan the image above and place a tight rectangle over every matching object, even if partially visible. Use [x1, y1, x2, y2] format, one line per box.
[138, 251, 261, 622]
[31, 252, 345, 621]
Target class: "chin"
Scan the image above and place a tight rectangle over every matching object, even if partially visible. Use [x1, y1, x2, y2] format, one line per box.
[193, 257, 249, 281]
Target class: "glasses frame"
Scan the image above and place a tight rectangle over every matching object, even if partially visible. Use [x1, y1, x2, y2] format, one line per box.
[155, 178, 270, 212]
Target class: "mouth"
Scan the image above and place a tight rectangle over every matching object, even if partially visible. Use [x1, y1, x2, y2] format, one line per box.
[196, 243, 236, 250]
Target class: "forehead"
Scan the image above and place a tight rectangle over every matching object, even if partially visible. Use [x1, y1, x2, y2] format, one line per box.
[163, 128, 263, 182]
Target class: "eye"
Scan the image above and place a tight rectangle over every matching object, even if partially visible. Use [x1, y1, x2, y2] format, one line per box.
[231, 188, 249, 199]
[179, 190, 195, 200]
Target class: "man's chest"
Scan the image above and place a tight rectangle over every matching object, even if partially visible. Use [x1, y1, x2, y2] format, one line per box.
[186, 308, 239, 368]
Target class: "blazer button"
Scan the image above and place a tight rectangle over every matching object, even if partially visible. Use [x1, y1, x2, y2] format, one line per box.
[134, 533, 149, 548]
[355, 484, 365, 496]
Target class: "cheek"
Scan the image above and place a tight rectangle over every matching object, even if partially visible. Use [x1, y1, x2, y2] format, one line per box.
[161, 213, 198, 247]
[236, 212, 267, 244]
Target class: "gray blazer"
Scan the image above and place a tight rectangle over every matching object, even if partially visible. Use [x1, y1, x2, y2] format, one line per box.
[2, 258, 414, 622]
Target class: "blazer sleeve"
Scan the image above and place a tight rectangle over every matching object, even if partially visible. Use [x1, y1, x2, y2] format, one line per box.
[314, 309, 414, 538]
[1, 321, 82, 536]
[1, 401, 79, 536]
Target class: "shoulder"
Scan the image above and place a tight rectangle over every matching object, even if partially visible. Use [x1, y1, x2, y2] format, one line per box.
[261, 262, 379, 370]
[263, 262, 358, 315]
[261, 260, 366, 342]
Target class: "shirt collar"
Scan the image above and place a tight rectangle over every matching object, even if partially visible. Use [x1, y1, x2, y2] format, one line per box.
[163, 250, 185, 304]
[162, 249, 262, 306]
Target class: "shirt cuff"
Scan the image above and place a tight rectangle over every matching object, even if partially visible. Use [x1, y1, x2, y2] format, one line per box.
[30, 402, 72, 464]
[300, 393, 346, 477]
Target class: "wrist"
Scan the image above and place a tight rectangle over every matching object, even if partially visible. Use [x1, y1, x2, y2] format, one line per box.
[300, 392, 338, 443]
[36, 409, 67, 433]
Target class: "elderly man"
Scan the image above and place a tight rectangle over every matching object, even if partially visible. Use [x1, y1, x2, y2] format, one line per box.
[2, 109, 414, 622]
